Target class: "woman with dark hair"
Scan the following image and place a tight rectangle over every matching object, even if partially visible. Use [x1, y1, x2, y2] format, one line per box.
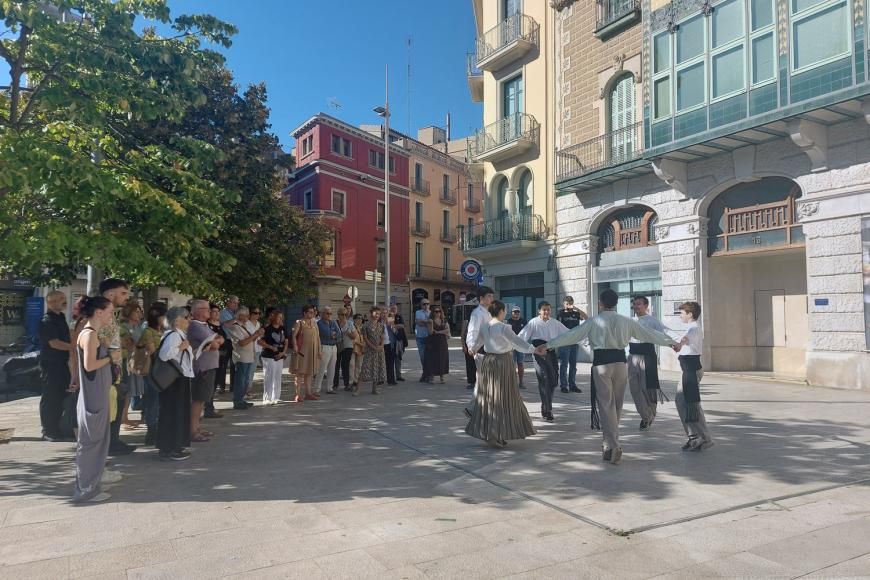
[465, 300, 545, 448]
[291, 305, 321, 403]
[357, 306, 386, 396]
[138, 303, 167, 446]
[424, 307, 451, 383]
[156, 306, 194, 461]
[73, 296, 119, 502]
[259, 310, 288, 405]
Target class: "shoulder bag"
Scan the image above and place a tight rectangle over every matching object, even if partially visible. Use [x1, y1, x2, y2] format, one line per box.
[148, 332, 188, 391]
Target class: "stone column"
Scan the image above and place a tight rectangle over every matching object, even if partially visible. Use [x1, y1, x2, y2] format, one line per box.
[555, 235, 597, 363]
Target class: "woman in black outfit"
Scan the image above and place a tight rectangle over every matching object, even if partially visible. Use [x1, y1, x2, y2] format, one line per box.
[424, 307, 451, 383]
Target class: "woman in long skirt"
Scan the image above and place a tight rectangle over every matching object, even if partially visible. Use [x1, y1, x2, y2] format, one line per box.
[465, 301, 544, 448]
[357, 306, 386, 396]
[157, 307, 195, 461]
[73, 296, 118, 503]
[424, 307, 451, 383]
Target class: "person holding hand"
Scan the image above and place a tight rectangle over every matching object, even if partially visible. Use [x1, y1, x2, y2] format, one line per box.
[259, 311, 289, 405]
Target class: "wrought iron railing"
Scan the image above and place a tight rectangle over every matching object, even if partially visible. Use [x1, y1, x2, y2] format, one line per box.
[468, 113, 539, 160]
[466, 52, 482, 77]
[459, 213, 547, 251]
[556, 122, 643, 182]
[464, 196, 481, 213]
[410, 264, 467, 283]
[412, 178, 430, 196]
[440, 187, 456, 205]
[475, 13, 539, 64]
[596, 0, 641, 31]
[440, 227, 458, 243]
[411, 220, 430, 237]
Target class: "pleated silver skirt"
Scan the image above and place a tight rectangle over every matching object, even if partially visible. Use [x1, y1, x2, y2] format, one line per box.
[465, 352, 536, 442]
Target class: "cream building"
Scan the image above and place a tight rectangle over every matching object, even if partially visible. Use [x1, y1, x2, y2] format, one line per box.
[462, 0, 559, 320]
[552, 0, 870, 389]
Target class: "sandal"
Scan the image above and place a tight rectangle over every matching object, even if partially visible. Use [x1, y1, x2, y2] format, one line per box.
[199, 430, 214, 437]
[190, 433, 210, 443]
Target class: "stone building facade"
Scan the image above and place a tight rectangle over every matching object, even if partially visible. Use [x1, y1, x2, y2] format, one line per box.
[552, 0, 870, 389]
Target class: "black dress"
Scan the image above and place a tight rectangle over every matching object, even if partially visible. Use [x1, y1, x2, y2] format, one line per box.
[424, 321, 450, 378]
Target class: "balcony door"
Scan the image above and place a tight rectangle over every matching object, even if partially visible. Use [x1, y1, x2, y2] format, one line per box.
[608, 74, 635, 164]
[503, 0, 521, 17]
[502, 74, 523, 143]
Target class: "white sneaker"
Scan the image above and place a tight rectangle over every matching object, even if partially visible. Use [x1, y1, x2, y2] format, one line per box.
[101, 470, 122, 484]
[610, 447, 623, 465]
[87, 492, 111, 502]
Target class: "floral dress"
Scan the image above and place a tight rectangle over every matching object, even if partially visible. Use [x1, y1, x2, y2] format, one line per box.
[359, 320, 386, 383]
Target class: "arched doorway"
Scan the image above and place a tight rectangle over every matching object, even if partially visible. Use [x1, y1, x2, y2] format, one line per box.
[517, 169, 532, 216]
[593, 206, 662, 319]
[705, 177, 808, 378]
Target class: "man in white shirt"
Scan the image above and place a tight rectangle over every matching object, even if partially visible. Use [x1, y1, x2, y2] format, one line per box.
[546, 289, 677, 465]
[674, 301, 713, 452]
[465, 286, 495, 397]
[518, 302, 571, 422]
[629, 296, 673, 431]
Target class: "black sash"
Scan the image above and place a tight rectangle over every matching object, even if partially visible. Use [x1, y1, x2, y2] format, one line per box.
[678, 355, 703, 423]
[628, 342, 668, 404]
[589, 349, 626, 430]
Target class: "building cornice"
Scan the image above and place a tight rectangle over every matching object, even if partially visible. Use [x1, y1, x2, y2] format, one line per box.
[550, 0, 576, 11]
[291, 112, 409, 158]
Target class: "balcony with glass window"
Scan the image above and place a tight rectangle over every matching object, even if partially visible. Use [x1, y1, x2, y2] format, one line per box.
[467, 53, 483, 102]
[412, 220, 431, 237]
[458, 213, 547, 257]
[475, 13, 539, 71]
[468, 113, 539, 164]
[412, 178, 430, 196]
[596, 0, 641, 38]
[559, 0, 870, 194]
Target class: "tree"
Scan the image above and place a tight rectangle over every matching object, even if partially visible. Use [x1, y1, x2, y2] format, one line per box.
[134, 66, 330, 305]
[0, 0, 238, 294]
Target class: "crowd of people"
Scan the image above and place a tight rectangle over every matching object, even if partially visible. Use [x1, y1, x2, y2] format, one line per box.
[36, 277, 711, 502]
[36, 282, 419, 502]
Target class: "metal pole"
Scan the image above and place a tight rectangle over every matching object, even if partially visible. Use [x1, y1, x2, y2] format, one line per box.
[384, 63, 391, 310]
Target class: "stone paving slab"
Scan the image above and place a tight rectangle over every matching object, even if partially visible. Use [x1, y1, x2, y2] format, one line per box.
[1, 341, 869, 578]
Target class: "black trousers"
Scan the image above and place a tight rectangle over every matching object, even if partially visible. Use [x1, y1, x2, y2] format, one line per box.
[533, 351, 559, 414]
[464, 351, 477, 385]
[39, 362, 70, 437]
[385, 345, 397, 384]
[110, 365, 130, 448]
[334, 347, 353, 388]
[216, 348, 231, 390]
[157, 377, 192, 454]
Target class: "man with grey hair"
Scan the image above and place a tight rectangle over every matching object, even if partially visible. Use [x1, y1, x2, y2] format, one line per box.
[316, 306, 341, 394]
[227, 306, 263, 409]
[38, 290, 73, 441]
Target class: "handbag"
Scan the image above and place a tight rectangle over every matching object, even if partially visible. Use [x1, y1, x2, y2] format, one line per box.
[59, 391, 78, 436]
[148, 332, 187, 391]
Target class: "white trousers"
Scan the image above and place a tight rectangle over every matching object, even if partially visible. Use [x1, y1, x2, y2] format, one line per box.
[262, 358, 284, 403]
[316, 345, 338, 393]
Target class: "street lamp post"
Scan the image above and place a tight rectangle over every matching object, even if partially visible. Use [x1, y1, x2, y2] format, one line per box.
[373, 64, 390, 310]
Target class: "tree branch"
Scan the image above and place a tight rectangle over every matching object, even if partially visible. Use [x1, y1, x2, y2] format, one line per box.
[9, 26, 31, 127]
[17, 61, 62, 126]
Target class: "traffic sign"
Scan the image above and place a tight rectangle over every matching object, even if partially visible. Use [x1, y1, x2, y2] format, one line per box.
[342, 294, 352, 305]
[460, 260, 482, 282]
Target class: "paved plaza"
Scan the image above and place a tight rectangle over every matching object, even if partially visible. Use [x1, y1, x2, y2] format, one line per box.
[1, 340, 869, 579]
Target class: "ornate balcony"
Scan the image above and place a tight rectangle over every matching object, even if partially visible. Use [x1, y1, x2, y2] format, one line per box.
[467, 53, 483, 103]
[475, 13, 539, 72]
[412, 178, 430, 196]
[459, 213, 547, 256]
[411, 220, 430, 237]
[556, 122, 643, 183]
[440, 186, 456, 205]
[440, 227, 457, 243]
[595, 0, 641, 38]
[468, 113, 539, 164]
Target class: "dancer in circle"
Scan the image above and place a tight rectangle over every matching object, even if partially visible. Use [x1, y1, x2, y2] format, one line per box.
[465, 300, 546, 448]
[518, 302, 571, 422]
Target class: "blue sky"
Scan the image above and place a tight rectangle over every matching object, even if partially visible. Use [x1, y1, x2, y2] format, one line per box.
[162, 0, 483, 148]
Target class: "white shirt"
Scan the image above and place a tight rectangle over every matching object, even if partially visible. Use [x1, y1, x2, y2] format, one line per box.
[518, 316, 571, 343]
[472, 319, 536, 355]
[228, 321, 256, 363]
[465, 305, 492, 352]
[678, 321, 703, 356]
[247, 320, 263, 355]
[547, 310, 676, 351]
[158, 329, 194, 378]
[630, 315, 671, 343]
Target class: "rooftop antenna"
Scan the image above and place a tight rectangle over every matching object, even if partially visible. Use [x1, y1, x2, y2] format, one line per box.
[406, 35, 412, 136]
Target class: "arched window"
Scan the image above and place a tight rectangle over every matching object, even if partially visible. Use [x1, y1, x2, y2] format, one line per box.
[496, 178, 509, 218]
[598, 207, 657, 253]
[707, 177, 803, 256]
[517, 170, 532, 215]
[608, 74, 636, 163]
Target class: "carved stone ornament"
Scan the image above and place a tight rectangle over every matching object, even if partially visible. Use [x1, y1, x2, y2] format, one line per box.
[797, 201, 820, 220]
[700, 1, 715, 16]
[580, 240, 589, 251]
[613, 54, 626, 71]
[550, 0, 576, 10]
[656, 225, 671, 240]
[687, 222, 707, 236]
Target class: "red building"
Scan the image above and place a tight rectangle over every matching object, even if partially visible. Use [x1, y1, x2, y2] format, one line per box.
[286, 113, 410, 310]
